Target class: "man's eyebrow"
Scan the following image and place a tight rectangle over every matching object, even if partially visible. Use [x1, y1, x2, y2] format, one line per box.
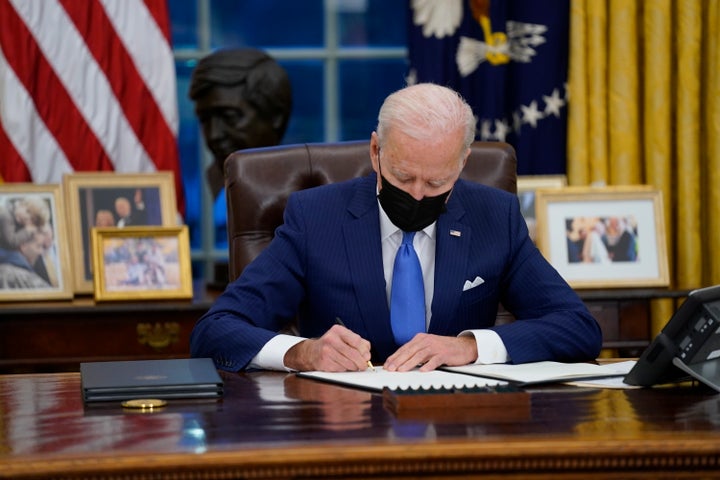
[391, 168, 412, 179]
[428, 176, 452, 186]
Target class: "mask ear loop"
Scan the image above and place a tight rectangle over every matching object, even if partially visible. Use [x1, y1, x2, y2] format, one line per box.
[376, 147, 383, 177]
[376, 147, 387, 197]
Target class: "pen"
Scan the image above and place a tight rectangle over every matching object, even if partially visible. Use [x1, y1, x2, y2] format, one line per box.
[335, 317, 375, 371]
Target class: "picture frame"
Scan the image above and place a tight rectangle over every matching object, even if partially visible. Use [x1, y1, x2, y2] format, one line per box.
[517, 175, 567, 243]
[62, 172, 177, 294]
[0, 183, 73, 301]
[534, 185, 669, 289]
[91, 226, 192, 302]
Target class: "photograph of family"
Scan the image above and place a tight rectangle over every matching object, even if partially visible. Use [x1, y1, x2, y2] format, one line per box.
[535, 186, 668, 289]
[100, 235, 180, 292]
[91, 226, 192, 301]
[565, 216, 638, 264]
[0, 185, 73, 300]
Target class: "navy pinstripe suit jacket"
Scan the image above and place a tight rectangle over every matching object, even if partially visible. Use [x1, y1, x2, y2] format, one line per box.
[190, 173, 602, 371]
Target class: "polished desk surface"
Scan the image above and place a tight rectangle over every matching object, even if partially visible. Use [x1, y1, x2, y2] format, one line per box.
[2, 370, 720, 479]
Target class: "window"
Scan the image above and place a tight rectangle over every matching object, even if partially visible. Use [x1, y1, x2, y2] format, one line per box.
[169, 0, 408, 282]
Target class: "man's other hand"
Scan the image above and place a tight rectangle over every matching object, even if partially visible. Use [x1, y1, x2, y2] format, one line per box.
[383, 334, 477, 372]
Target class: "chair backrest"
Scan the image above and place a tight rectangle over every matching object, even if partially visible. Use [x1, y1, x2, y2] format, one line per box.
[224, 140, 517, 282]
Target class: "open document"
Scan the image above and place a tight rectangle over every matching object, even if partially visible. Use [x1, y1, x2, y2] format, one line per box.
[297, 367, 505, 393]
[441, 360, 636, 386]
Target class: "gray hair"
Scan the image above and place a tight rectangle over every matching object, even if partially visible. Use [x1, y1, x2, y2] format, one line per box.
[376, 83, 476, 154]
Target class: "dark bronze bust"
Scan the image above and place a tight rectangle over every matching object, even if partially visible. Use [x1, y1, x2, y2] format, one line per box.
[189, 48, 292, 197]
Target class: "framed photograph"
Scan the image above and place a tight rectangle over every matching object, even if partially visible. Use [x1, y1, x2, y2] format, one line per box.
[0, 183, 73, 301]
[63, 172, 177, 294]
[91, 226, 192, 301]
[517, 175, 567, 243]
[535, 186, 669, 289]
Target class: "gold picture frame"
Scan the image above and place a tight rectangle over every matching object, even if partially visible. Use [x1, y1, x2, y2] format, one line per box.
[62, 172, 177, 294]
[535, 185, 669, 289]
[91, 226, 192, 302]
[517, 175, 567, 243]
[0, 183, 73, 301]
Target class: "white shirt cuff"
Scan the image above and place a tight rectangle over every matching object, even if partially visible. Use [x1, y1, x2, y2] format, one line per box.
[249, 334, 307, 371]
[459, 329, 509, 364]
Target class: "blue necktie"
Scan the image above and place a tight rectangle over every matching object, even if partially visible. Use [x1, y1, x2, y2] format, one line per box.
[390, 231, 426, 344]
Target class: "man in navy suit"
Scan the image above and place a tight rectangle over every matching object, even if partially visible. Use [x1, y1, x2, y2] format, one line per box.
[190, 83, 602, 373]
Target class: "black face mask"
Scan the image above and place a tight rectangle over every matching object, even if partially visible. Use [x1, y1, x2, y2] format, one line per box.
[377, 174, 451, 232]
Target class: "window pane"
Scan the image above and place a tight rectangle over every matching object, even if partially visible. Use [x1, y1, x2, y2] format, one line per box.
[337, 0, 408, 47]
[339, 59, 408, 140]
[210, 0, 324, 48]
[280, 60, 325, 144]
[168, 0, 198, 49]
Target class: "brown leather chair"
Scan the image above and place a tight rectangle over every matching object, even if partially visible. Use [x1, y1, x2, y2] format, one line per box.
[224, 140, 517, 282]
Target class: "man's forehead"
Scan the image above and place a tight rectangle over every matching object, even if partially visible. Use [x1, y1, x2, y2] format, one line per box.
[381, 140, 460, 163]
[381, 130, 457, 154]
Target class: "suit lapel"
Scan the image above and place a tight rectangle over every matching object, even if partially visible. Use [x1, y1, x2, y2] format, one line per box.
[342, 176, 394, 346]
[429, 191, 471, 336]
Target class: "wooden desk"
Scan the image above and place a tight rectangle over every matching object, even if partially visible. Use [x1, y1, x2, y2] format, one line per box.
[1, 370, 720, 479]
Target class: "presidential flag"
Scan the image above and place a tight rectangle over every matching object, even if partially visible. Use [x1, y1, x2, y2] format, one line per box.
[0, 0, 184, 214]
[407, 0, 570, 175]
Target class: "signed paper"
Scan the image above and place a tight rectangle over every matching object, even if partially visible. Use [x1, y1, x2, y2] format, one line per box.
[297, 367, 505, 392]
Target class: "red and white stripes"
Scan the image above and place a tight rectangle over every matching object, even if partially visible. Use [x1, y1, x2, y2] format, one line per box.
[0, 0, 183, 213]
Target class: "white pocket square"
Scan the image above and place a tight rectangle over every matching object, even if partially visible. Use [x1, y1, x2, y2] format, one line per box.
[462, 276, 485, 291]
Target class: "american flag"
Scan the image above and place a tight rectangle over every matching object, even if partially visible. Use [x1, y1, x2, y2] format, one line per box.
[0, 0, 184, 214]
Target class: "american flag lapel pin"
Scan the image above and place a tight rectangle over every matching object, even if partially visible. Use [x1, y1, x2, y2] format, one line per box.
[450, 229, 461, 237]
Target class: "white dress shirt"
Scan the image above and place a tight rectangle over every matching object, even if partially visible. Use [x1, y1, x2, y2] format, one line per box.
[249, 198, 509, 371]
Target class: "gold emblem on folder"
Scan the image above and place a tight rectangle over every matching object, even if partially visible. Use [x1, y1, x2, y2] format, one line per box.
[122, 398, 167, 410]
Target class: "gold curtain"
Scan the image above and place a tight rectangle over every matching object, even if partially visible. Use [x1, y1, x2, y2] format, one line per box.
[567, 0, 720, 336]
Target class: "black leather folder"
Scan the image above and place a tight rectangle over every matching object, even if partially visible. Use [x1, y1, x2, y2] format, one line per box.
[80, 358, 223, 402]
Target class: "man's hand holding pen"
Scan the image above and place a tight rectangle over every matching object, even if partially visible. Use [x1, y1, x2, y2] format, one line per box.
[284, 323, 373, 372]
[334, 317, 375, 371]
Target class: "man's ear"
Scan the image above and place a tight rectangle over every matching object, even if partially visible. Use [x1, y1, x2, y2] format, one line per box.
[369, 132, 381, 173]
[460, 147, 470, 170]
